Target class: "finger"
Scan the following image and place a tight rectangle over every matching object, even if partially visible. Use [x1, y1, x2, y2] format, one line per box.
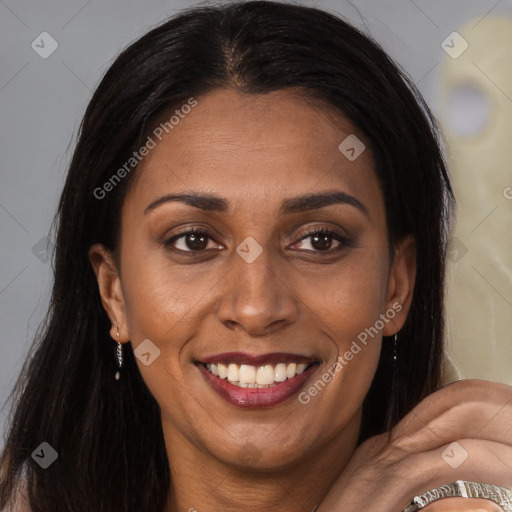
[391, 380, 512, 453]
[399, 438, 512, 486]
[393, 439, 512, 512]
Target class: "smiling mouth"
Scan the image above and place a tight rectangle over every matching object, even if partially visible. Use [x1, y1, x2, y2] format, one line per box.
[196, 352, 320, 407]
[204, 361, 315, 388]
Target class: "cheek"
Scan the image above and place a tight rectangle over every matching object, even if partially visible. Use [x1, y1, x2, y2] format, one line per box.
[120, 241, 212, 337]
[119, 256, 207, 391]
[297, 243, 389, 401]
[119, 259, 202, 414]
[298, 249, 390, 344]
[123, 275, 186, 342]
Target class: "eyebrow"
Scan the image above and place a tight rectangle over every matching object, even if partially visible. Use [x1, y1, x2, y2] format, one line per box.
[144, 193, 229, 214]
[280, 191, 368, 217]
[144, 190, 368, 217]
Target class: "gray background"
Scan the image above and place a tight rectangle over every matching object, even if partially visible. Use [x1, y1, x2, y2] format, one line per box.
[1, 0, 512, 452]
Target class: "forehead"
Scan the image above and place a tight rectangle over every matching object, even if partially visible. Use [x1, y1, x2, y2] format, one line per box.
[125, 88, 381, 215]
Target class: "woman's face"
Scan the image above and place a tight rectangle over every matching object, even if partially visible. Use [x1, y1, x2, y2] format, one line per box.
[91, 88, 415, 470]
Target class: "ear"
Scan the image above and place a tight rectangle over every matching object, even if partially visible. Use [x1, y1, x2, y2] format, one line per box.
[88, 244, 129, 344]
[382, 235, 416, 336]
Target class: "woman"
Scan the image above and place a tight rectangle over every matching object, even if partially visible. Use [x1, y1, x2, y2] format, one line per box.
[1, 2, 511, 511]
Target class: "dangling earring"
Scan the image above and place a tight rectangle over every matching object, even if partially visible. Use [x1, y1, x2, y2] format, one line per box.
[115, 327, 123, 381]
[391, 333, 398, 400]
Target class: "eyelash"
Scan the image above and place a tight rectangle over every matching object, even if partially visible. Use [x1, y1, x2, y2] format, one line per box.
[295, 227, 350, 251]
[163, 226, 350, 256]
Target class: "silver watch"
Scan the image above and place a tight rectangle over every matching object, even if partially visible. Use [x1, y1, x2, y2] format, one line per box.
[402, 480, 512, 512]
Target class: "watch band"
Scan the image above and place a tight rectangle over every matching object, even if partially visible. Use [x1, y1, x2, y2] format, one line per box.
[402, 480, 512, 512]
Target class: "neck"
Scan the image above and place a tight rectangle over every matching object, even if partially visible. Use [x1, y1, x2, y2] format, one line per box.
[162, 412, 362, 512]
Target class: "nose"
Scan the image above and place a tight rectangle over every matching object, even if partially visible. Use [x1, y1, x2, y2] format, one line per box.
[216, 248, 299, 337]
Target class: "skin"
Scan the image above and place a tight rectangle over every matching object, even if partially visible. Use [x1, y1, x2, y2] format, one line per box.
[89, 89, 510, 512]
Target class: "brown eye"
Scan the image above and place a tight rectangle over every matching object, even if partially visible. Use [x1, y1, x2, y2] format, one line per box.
[182, 232, 208, 250]
[164, 229, 223, 253]
[290, 228, 349, 252]
[310, 233, 334, 250]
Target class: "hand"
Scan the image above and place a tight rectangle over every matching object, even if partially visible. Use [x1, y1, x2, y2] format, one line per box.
[316, 379, 512, 512]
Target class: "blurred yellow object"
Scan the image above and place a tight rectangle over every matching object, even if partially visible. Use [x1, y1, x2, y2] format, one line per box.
[439, 16, 512, 386]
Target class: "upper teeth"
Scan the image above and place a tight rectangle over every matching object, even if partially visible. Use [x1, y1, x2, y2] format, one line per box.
[206, 362, 309, 387]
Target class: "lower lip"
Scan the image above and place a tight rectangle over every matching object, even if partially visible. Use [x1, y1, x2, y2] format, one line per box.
[197, 364, 318, 408]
